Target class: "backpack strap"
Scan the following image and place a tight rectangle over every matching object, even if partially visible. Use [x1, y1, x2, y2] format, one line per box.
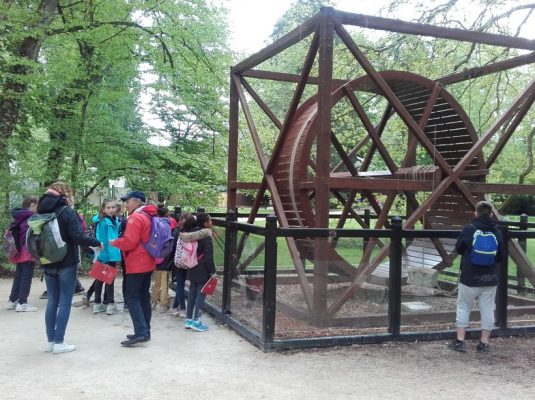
[55, 206, 68, 218]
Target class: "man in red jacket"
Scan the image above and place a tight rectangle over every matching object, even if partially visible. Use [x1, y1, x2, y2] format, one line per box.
[110, 191, 157, 346]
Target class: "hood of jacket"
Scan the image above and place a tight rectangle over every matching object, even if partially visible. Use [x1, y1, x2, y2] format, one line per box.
[180, 228, 212, 242]
[140, 204, 158, 217]
[11, 207, 33, 225]
[37, 193, 68, 213]
[472, 215, 498, 231]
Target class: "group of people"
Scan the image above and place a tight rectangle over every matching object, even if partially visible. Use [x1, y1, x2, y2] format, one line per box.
[5, 183, 505, 354]
[4, 182, 216, 354]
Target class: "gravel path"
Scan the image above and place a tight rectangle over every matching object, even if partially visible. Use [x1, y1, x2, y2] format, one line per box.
[1, 277, 534, 400]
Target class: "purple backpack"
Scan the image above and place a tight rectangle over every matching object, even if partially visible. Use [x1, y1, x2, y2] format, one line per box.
[140, 213, 174, 259]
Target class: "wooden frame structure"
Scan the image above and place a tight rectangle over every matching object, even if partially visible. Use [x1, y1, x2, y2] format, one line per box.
[228, 7, 535, 324]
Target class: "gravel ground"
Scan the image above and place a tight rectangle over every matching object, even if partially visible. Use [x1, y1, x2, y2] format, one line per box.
[1, 277, 535, 400]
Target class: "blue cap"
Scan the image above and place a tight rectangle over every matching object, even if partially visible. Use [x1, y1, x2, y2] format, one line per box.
[120, 191, 146, 202]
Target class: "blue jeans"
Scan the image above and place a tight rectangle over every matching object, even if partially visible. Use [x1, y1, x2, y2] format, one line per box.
[125, 272, 152, 338]
[172, 268, 187, 310]
[9, 262, 35, 304]
[44, 265, 77, 343]
[186, 281, 207, 321]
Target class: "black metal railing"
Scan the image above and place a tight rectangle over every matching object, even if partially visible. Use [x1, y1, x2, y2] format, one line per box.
[203, 210, 535, 351]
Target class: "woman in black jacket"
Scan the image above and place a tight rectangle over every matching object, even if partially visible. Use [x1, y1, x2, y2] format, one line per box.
[180, 213, 214, 332]
[38, 182, 101, 354]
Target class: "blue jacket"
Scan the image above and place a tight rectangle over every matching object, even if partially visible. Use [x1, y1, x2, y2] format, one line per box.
[94, 215, 122, 263]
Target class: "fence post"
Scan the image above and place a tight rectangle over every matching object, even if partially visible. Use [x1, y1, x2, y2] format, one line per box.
[222, 209, 237, 314]
[496, 225, 509, 330]
[363, 209, 371, 252]
[388, 216, 403, 337]
[262, 214, 278, 348]
[517, 214, 528, 294]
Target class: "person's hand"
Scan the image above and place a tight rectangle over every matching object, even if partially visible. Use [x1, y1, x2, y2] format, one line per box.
[99, 242, 104, 249]
[109, 239, 116, 247]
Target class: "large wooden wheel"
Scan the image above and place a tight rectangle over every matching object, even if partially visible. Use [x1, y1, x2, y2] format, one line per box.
[273, 71, 486, 279]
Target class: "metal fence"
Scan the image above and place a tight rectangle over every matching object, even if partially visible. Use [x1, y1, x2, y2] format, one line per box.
[202, 211, 535, 351]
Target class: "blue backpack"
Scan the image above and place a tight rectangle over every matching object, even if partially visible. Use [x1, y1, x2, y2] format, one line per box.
[470, 225, 498, 267]
[140, 213, 174, 259]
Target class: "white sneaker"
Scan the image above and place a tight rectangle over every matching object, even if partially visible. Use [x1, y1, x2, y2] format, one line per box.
[5, 301, 17, 310]
[15, 303, 37, 312]
[93, 303, 106, 314]
[157, 304, 169, 314]
[167, 307, 180, 317]
[45, 341, 54, 353]
[106, 304, 118, 315]
[52, 342, 76, 354]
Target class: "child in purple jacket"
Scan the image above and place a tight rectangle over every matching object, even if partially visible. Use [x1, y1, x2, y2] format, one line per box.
[5, 196, 38, 312]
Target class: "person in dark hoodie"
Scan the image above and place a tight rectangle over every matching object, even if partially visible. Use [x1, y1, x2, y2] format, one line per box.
[38, 182, 102, 354]
[5, 195, 38, 312]
[449, 200, 504, 353]
[110, 191, 157, 347]
[181, 213, 214, 332]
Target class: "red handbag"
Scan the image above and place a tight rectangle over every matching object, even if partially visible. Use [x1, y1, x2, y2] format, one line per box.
[89, 261, 118, 285]
[200, 276, 218, 296]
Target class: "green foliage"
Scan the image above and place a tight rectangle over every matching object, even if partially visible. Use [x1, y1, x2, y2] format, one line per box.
[0, 0, 232, 216]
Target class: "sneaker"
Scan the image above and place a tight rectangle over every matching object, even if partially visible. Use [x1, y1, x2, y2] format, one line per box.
[39, 291, 47, 299]
[74, 288, 85, 296]
[106, 304, 118, 315]
[156, 304, 168, 314]
[73, 296, 90, 308]
[45, 341, 54, 353]
[448, 339, 467, 352]
[93, 303, 106, 314]
[15, 303, 37, 312]
[191, 319, 208, 332]
[52, 342, 76, 354]
[184, 319, 193, 329]
[476, 341, 491, 353]
[5, 301, 17, 310]
[177, 309, 187, 318]
[167, 307, 180, 317]
[151, 302, 157, 310]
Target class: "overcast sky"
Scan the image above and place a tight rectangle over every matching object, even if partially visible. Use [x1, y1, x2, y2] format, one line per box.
[227, 0, 391, 53]
[227, 0, 534, 54]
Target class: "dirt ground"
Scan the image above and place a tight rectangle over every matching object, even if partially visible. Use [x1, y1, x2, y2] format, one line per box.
[1, 277, 535, 400]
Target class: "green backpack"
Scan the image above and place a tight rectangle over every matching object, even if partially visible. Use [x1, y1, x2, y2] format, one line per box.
[26, 207, 68, 265]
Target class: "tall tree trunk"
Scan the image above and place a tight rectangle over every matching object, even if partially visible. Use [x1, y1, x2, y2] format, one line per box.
[0, 0, 59, 212]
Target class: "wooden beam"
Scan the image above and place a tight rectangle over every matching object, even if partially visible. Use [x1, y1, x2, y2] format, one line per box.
[334, 10, 535, 51]
[466, 182, 535, 194]
[486, 89, 535, 169]
[240, 77, 282, 130]
[228, 181, 262, 190]
[242, 69, 349, 87]
[314, 7, 335, 324]
[265, 31, 320, 175]
[437, 52, 535, 86]
[232, 13, 320, 74]
[227, 75, 239, 210]
[300, 178, 435, 191]
[244, 51, 535, 88]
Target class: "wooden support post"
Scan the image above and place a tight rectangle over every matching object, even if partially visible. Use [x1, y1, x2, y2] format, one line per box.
[222, 210, 238, 314]
[496, 225, 509, 330]
[262, 215, 278, 347]
[312, 7, 334, 326]
[517, 214, 528, 294]
[228, 75, 239, 211]
[388, 217, 403, 337]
